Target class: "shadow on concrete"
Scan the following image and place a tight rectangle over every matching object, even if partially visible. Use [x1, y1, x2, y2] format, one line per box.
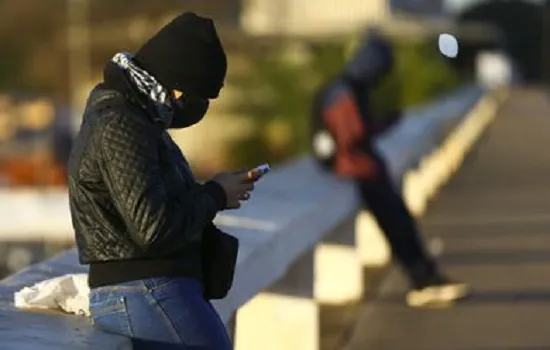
[439, 250, 550, 266]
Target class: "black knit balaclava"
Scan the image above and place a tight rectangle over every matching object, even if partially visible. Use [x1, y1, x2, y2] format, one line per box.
[132, 12, 227, 128]
[135, 12, 227, 98]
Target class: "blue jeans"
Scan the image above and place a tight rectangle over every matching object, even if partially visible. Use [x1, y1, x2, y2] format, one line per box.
[89, 277, 232, 350]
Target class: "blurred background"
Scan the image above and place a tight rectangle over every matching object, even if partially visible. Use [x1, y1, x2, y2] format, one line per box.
[0, 0, 545, 278]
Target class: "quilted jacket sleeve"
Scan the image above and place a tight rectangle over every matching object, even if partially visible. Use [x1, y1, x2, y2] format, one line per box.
[97, 113, 227, 253]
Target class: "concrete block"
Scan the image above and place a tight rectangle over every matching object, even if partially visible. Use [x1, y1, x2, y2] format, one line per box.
[418, 151, 446, 199]
[235, 293, 319, 350]
[355, 211, 390, 267]
[234, 251, 320, 350]
[402, 169, 428, 217]
[315, 220, 363, 304]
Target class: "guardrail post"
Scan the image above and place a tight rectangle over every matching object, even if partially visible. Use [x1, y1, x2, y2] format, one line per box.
[314, 218, 363, 304]
[355, 211, 391, 268]
[234, 250, 319, 350]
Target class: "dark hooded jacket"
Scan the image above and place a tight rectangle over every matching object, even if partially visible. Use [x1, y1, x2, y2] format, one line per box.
[68, 12, 229, 288]
[310, 31, 396, 180]
[68, 65, 227, 288]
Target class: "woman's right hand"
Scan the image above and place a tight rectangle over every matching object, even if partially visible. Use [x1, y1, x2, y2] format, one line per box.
[212, 169, 255, 209]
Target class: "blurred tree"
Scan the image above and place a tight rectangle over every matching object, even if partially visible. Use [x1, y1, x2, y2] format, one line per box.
[0, 0, 241, 100]
[370, 38, 461, 119]
[226, 42, 348, 167]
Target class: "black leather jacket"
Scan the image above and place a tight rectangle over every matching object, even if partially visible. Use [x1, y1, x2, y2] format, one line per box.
[68, 84, 226, 267]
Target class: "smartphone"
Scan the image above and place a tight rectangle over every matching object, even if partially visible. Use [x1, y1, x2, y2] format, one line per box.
[248, 163, 270, 181]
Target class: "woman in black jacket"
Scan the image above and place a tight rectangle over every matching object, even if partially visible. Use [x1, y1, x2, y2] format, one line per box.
[68, 12, 254, 349]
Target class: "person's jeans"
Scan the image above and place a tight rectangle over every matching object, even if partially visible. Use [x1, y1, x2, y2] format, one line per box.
[89, 276, 232, 350]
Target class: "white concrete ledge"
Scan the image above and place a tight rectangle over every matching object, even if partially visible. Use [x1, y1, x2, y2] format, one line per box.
[0, 84, 507, 350]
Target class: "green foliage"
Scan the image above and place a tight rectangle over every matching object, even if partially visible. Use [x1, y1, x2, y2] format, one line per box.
[370, 38, 462, 119]
[0, 39, 27, 90]
[227, 42, 347, 167]
[226, 35, 462, 169]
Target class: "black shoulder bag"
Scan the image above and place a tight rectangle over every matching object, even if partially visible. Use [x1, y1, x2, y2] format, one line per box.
[201, 223, 239, 300]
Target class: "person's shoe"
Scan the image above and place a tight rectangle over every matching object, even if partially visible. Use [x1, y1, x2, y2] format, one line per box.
[406, 274, 469, 308]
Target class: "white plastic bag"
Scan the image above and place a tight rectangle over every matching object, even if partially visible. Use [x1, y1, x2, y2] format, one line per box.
[13, 273, 90, 316]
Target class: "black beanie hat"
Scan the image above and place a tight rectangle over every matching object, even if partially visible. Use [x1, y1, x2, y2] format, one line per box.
[134, 12, 227, 99]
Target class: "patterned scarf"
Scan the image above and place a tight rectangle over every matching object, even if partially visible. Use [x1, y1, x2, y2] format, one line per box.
[111, 52, 173, 127]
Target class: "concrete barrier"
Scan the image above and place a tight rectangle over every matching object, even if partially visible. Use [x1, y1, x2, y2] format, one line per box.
[0, 84, 507, 349]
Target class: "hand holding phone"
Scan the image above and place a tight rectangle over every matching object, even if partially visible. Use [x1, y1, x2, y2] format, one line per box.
[247, 164, 270, 182]
[212, 170, 256, 209]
